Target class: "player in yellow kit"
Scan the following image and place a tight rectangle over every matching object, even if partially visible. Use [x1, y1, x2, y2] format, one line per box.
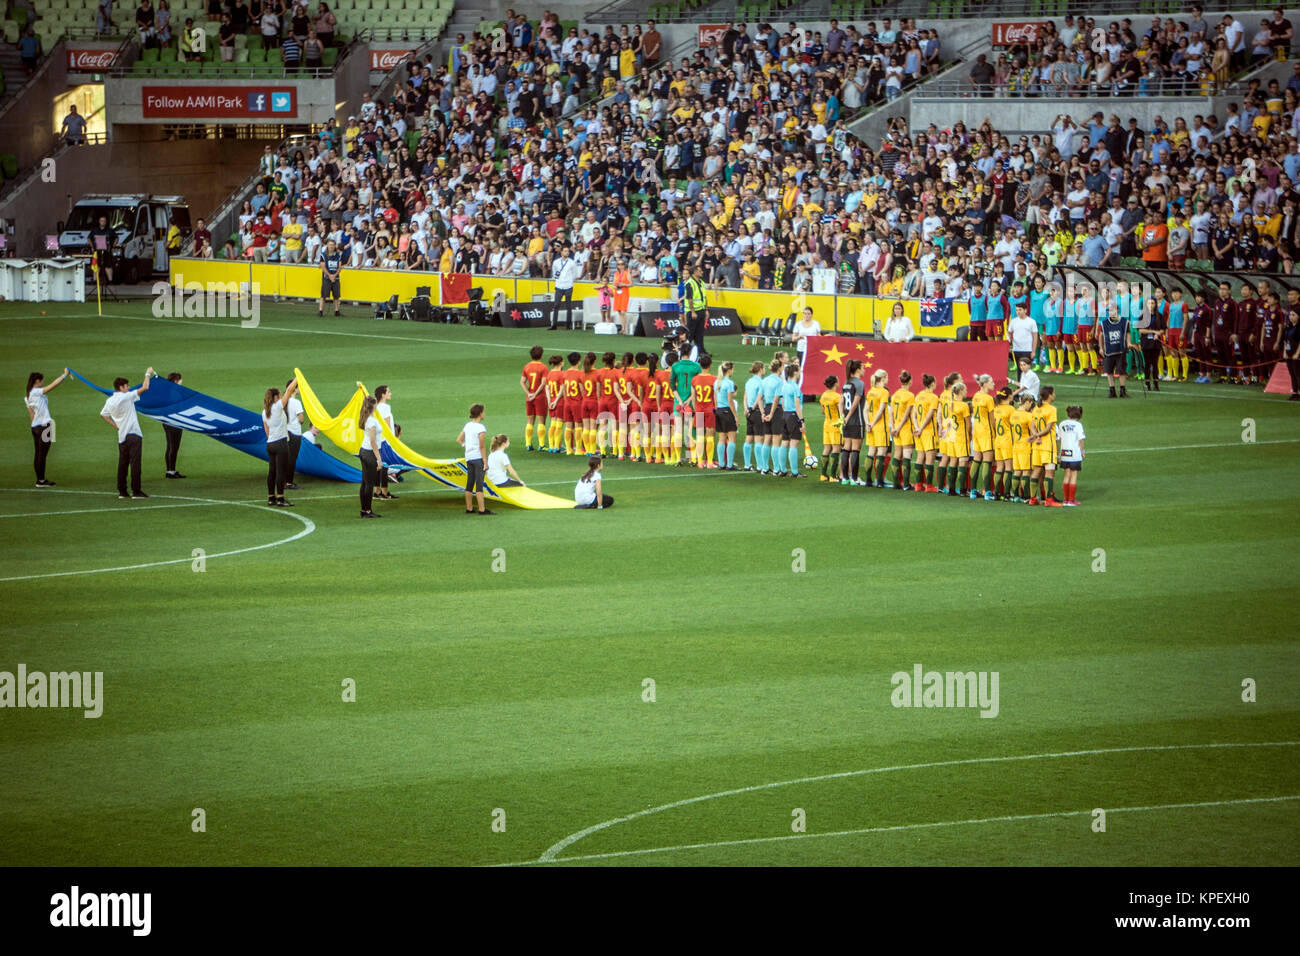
[968, 374, 997, 500]
[887, 370, 916, 490]
[864, 368, 891, 487]
[1008, 395, 1035, 502]
[818, 375, 842, 482]
[943, 381, 972, 496]
[1029, 385, 1061, 506]
[912, 373, 939, 492]
[991, 388, 1015, 500]
[934, 372, 960, 493]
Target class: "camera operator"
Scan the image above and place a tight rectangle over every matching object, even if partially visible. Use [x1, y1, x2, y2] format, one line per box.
[660, 327, 699, 368]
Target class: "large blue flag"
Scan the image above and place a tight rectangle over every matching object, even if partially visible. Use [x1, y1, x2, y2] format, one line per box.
[70, 370, 363, 482]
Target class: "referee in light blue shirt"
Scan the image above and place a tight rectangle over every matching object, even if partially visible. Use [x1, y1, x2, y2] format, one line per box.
[742, 361, 764, 470]
[759, 360, 784, 475]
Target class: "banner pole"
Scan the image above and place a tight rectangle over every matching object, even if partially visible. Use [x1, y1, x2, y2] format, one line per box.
[94, 252, 102, 316]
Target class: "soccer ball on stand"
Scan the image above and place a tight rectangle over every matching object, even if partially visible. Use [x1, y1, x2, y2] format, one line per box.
[804, 454, 819, 468]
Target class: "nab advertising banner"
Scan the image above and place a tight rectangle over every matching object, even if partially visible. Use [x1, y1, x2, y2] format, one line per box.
[504, 301, 558, 328]
[141, 86, 298, 119]
[636, 308, 742, 338]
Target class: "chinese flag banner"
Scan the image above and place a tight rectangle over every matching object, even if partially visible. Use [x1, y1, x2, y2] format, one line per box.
[799, 337, 1010, 394]
[440, 272, 473, 304]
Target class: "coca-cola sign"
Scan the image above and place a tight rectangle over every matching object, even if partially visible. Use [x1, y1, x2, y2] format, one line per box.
[370, 48, 415, 71]
[697, 24, 728, 47]
[67, 48, 117, 71]
[991, 22, 1048, 46]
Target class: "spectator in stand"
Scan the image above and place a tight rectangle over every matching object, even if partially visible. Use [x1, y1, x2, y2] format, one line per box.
[314, 2, 336, 47]
[61, 105, 88, 146]
[282, 33, 301, 72]
[261, 4, 281, 49]
[218, 13, 236, 62]
[98, 0, 115, 37]
[136, 0, 157, 47]
[156, 0, 172, 46]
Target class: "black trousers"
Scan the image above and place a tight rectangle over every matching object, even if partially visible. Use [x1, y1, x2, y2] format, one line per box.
[575, 494, 614, 509]
[687, 309, 706, 352]
[163, 424, 183, 472]
[266, 439, 289, 497]
[1288, 357, 1300, 394]
[32, 425, 51, 481]
[359, 448, 379, 511]
[552, 286, 575, 328]
[117, 434, 143, 495]
[1141, 339, 1162, 380]
[286, 432, 302, 483]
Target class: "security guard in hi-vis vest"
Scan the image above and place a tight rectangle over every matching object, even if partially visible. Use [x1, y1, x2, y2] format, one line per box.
[681, 266, 709, 352]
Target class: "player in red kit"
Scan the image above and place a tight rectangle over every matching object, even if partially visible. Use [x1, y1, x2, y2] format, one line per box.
[691, 353, 719, 469]
[561, 351, 584, 455]
[520, 345, 548, 451]
[543, 354, 565, 453]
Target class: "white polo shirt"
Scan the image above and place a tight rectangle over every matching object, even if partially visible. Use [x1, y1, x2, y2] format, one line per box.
[462, 420, 487, 461]
[1008, 316, 1038, 352]
[362, 413, 384, 453]
[574, 473, 598, 506]
[100, 390, 143, 443]
[486, 448, 512, 485]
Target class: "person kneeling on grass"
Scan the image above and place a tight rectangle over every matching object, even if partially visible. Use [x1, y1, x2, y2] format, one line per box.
[486, 434, 525, 488]
[574, 455, 613, 509]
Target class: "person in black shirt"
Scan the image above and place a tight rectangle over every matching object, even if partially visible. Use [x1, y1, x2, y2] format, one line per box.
[230, 0, 249, 32]
[1283, 302, 1300, 399]
[88, 215, 116, 284]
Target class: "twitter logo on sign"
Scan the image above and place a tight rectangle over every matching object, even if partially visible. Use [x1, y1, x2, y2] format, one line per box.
[248, 92, 267, 112]
[271, 92, 292, 112]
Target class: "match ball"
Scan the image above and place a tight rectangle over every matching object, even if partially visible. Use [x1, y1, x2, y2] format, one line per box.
[804, 455, 818, 468]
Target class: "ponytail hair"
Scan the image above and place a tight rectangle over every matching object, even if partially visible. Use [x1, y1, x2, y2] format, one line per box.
[871, 368, 887, 386]
[264, 387, 281, 416]
[749, 360, 765, 375]
[1040, 385, 1055, 402]
[898, 369, 912, 385]
[720, 361, 734, 376]
[25, 372, 43, 395]
[922, 373, 936, 388]
[582, 352, 596, 372]
[490, 433, 510, 452]
[358, 394, 378, 429]
[580, 455, 602, 482]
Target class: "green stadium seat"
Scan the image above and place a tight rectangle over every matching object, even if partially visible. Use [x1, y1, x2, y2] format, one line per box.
[0, 154, 18, 180]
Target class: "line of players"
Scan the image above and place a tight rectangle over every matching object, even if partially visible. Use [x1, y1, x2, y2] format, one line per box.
[974, 276, 1295, 385]
[820, 361, 1086, 507]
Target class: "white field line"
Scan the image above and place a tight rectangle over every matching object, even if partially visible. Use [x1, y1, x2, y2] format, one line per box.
[510, 794, 1300, 865]
[0, 489, 315, 582]
[531, 741, 1299, 864]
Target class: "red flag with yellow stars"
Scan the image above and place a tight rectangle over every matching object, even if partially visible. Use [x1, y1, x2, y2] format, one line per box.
[798, 336, 1009, 394]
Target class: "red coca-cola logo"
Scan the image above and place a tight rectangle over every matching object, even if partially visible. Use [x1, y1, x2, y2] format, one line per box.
[67, 49, 117, 70]
[991, 22, 1047, 46]
[697, 24, 728, 47]
[370, 49, 414, 70]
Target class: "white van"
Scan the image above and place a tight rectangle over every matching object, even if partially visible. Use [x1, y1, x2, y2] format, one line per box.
[57, 194, 190, 283]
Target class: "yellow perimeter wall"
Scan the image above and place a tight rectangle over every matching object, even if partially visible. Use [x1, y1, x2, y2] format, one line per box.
[169, 259, 970, 340]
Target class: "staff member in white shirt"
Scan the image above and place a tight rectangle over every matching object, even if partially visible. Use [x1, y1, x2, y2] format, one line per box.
[262, 378, 299, 507]
[1007, 304, 1040, 370]
[456, 402, 494, 515]
[550, 244, 580, 330]
[26, 367, 69, 487]
[574, 455, 612, 509]
[1010, 355, 1041, 402]
[285, 377, 305, 490]
[486, 433, 525, 487]
[100, 367, 155, 499]
[791, 307, 822, 359]
[371, 384, 399, 499]
[357, 394, 384, 518]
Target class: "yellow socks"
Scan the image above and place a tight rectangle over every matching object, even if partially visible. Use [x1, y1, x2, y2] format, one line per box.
[705, 436, 716, 464]
[525, 423, 534, 448]
[563, 425, 573, 454]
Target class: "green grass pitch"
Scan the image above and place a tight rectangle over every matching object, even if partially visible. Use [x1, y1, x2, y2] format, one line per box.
[1, 300, 1297, 867]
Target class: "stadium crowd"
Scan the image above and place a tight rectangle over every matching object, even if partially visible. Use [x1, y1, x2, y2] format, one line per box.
[200, 8, 1296, 384]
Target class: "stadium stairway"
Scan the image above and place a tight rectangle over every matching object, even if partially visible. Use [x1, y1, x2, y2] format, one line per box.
[432, 0, 495, 60]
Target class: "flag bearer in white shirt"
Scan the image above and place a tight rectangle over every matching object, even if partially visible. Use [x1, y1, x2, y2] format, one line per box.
[100, 367, 155, 499]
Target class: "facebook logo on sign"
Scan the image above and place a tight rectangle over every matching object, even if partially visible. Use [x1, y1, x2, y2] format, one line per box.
[271, 92, 291, 112]
[248, 92, 267, 112]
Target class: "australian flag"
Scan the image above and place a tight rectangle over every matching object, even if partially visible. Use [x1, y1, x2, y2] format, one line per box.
[920, 297, 954, 327]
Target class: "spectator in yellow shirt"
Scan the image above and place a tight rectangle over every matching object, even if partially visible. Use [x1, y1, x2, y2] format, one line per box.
[281, 220, 304, 263]
[741, 253, 761, 288]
